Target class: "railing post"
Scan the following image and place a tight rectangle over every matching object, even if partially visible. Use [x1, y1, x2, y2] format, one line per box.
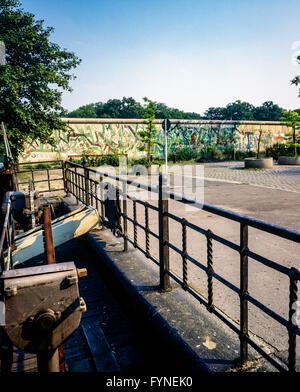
[158, 174, 171, 291]
[133, 200, 137, 248]
[145, 203, 150, 258]
[64, 161, 71, 197]
[83, 158, 90, 206]
[288, 267, 298, 372]
[100, 175, 105, 220]
[206, 229, 214, 311]
[181, 218, 188, 290]
[122, 181, 128, 252]
[240, 223, 249, 365]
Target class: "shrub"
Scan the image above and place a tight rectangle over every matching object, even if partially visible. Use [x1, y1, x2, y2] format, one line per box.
[222, 144, 234, 160]
[266, 143, 300, 160]
[235, 150, 256, 161]
[212, 148, 224, 160]
[168, 147, 197, 162]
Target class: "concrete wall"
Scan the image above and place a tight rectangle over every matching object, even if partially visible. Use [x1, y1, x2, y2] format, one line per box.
[19, 118, 292, 162]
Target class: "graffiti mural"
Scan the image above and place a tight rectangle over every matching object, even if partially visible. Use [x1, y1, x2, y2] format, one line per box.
[152, 123, 238, 155]
[19, 119, 292, 162]
[19, 122, 146, 162]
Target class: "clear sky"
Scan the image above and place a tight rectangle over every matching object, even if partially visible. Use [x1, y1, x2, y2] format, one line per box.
[21, 0, 300, 114]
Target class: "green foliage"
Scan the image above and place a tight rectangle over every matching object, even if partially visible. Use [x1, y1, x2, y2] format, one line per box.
[69, 155, 121, 167]
[212, 148, 224, 160]
[137, 97, 158, 164]
[280, 111, 300, 129]
[254, 101, 283, 121]
[280, 111, 300, 156]
[292, 53, 300, 96]
[64, 96, 203, 120]
[21, 162, 60, 169]
[0, 0, 81, 157]
[169, 147, 197, 162]
[235, 150, 256, 161]
[204, 100, 285, 121]
[266, 143, 300, 160]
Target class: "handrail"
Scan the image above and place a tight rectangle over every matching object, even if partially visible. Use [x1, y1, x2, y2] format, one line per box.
[0, 192, 13, 272]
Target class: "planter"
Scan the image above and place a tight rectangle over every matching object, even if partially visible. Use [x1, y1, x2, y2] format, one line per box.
[147, 164, 160, 176]
[244, 157, 273, 169]
[277, 156, 300, 165]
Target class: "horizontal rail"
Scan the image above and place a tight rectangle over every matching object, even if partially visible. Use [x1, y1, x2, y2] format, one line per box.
[168, 192, 300, 243]
[17, 160, 63, 166]
[63, 161, 300, 372]
[66, 161, 158, 193]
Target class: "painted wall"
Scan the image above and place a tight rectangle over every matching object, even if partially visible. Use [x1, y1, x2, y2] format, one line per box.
[19, 119, 292, 162]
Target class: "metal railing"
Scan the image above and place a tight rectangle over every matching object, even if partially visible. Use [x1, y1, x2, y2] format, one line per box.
[63, 160, 300, 372]
[0, 193, 14, 272]
[16, 160, 65, 194]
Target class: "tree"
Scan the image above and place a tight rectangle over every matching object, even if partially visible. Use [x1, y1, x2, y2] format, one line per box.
[0, 0, 81, 157]
[64, 97, 203, 120]
[137, 97, 158, 165]
[280, 111, 300, 157]
[225, 100, 255, 120]
[63, 103, 97, 118]
[292, 53, 300, 96]
[204, 101, 255, 120]
[253, 101, 284, 121]
[204, 106, 227, 120]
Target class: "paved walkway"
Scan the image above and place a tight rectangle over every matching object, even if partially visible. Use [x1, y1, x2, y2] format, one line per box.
[202, 161, 300, 193]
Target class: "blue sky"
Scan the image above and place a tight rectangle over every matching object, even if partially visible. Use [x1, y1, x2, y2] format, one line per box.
[22, 0, 300, 114]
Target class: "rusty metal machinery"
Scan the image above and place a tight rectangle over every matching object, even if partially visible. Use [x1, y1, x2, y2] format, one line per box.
[10, 190, 43, 231]
[0, 262, 87, 370]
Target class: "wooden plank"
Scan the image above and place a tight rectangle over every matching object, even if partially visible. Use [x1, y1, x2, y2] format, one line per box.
[12, 357, 37, 372]
[81, 321, 120, 372]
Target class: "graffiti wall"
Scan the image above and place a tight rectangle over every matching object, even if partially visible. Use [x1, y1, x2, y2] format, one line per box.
[19, 119, 292, 162]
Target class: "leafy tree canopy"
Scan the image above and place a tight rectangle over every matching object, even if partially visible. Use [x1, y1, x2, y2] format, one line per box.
[280, 111, 300, 131]
[0, 0, 81, 156]
[64, 96, 203, 120]
[204, 100, 285, 121]
[280, 111, 300, 156]
[292, 54, 300, 96]
[253, 101, 284, 121]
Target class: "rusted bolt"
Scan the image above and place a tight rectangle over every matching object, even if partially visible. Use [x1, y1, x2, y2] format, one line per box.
[77, 268, 87, 278]
[66, 275, 78, 286]
[79, 297, 87, 313]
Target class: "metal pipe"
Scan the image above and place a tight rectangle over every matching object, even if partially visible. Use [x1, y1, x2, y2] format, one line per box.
[240, 223, 249, 365]
[37, 349, 60, 373]
[158, 175, 170, 291]
[40, 206, 66, 372]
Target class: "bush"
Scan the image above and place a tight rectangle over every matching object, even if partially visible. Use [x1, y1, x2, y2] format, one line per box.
[68, 155, 123, 167]
[128, 157, 149, 167]
[222, 144, 234, 160]
[266, 143, 300, 160]
[212, 148, 224, 160]
[235, 150, 256, 161]
[169, 147, 198, 162]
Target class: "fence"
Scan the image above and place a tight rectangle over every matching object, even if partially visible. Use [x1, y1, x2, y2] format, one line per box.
[0, 193, 14, 272]
[16, 160, 65, 193]
[7, 161, 300, 372]
[62, 159, 300, 372]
